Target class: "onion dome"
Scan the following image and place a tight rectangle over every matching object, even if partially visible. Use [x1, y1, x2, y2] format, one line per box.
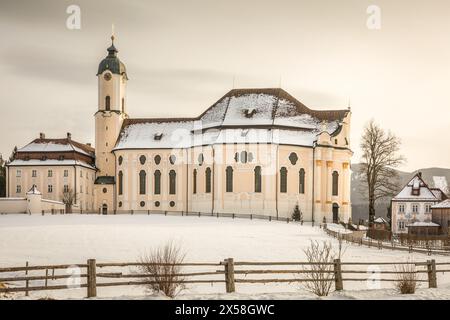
[97, 35, 128, 79]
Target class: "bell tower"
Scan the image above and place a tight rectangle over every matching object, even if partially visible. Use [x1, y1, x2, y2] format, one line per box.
[94, 34, 128, 213]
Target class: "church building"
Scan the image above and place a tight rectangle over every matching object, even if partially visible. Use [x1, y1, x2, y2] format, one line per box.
[7, 36, 353, 222]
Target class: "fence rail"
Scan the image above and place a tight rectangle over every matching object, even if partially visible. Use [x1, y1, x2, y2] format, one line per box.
[324, 225, 450, 256]
[0, 257, 446, 298]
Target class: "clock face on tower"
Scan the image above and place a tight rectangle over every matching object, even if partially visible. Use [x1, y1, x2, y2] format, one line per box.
[103, 72, 112, 81]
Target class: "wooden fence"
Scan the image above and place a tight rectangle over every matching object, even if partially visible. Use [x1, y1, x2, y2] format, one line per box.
[0, 258, 447, 299]
[324, 225, 450, 256]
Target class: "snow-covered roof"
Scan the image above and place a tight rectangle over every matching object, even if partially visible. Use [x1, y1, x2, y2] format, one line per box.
[432, 199, 450, 209]
[393, 174, 439, 201]
[8, 159, 96, 170]
[26, 185, 41, 195]
[114, 88, 349, 151]
[18, 139, 94, 157]
[374, 217, 388, 224]
[406, 221, 440, 227]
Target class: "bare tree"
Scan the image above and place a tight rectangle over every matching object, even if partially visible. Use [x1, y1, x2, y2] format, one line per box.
[61, 187, 75, 213]
[359, 120, 405, 223]
[138, 241, 186, 298]
[302, 240, 337, 297]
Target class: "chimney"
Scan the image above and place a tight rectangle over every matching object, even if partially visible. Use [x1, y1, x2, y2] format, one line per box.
[39, 132, 45, 139]
[67, 132, 72, 140]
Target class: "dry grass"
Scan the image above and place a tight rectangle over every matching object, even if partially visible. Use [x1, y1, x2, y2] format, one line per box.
[138, 241, 186, 298]
[394, 262, 418, 294]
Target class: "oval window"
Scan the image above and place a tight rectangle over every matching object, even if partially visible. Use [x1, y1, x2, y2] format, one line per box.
[118, 201, 122, 208]
[140, 201, 145, 207]
[289, 152, 298, 165]
[102, 188, 107, 194]
[155, 201, 160, 207]
[169, 201, 175, 207]
[139, 155, 146, 165]
[169, 155, 177, 165]
[118, 156, 123, 165]
[154, 155, 161, 165]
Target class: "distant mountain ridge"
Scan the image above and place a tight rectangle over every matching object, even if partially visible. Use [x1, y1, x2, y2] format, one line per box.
[351, 164, 450, 222]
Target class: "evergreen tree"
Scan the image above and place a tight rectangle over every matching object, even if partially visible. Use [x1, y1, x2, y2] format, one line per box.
[292, 204, 302, 221]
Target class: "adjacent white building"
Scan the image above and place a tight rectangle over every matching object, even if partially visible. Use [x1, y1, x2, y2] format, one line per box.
[391, 173, 447, 234]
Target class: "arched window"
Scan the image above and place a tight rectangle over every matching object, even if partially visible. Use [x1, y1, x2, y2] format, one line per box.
[139, 155, 146, 165]
[169, 170, 176, 195]
[254, 166, 262, 193]
[139, 170, 146, 195]
[280, 167, 287, 193]
[118, 171, 123, 195]
[205, 167, 212, 193]
[299, 169, 305, 194]
[332, 171, 339, 196]
[154, 155, 161, 165]
[154, 170, 161, 195]
[105, 96, 110, 111]
[226, 166, 233, 192]
[193, 169, 197, 194]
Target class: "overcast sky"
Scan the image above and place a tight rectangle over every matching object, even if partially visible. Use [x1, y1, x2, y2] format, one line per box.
[1, 0, 449, 171]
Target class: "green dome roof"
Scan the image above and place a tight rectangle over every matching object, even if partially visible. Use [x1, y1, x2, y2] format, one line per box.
[97, 38, 128, 79]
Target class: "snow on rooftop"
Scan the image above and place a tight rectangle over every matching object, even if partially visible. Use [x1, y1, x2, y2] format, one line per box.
[222, 94, 276, 126]
[406, 221, 440, 227]
[19, 142, 73, 153]
[432, 199, 450, 209]
[393, 176, 438, 201]
[8, 159, 96, 170]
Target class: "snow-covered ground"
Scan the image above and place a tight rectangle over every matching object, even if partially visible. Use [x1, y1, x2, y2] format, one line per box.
[1, 214, 450, 300]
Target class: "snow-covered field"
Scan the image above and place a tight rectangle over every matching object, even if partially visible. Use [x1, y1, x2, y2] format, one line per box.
[1, 214, 450, 300]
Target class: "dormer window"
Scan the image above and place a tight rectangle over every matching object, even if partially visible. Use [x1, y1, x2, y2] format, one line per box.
[24, 156, 30, 161]
[41, 155, 47, 161]
[154, 133, 163, 140]
[244, 108, 256, 118]
[58, 155, 65, 161]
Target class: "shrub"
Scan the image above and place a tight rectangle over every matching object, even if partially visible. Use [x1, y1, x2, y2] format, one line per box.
[138, 241, 186, 298]
[302, 240, 336, 297]
[394, 262, 418, 294]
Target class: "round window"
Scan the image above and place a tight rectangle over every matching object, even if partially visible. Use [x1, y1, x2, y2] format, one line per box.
[169, 201, 175, 207]
[154, 155, 161, 165]
[155, 201, 160, 207]
[140, 201, 145, 207]
[102, 188, 107, 193]
[139, 155, 146, 165]
[198, 153, 204, 166]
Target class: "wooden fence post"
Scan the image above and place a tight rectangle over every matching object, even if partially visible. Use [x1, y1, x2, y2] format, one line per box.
[25, 261, 29, 297]
[334, 258, 343, 291]
[224, 258, 235, 293]
[87, 259, 97, 298]
[427, 259, 437, 288]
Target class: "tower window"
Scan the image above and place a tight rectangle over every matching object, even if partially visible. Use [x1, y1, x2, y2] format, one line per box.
[332, 171, 339, 196]
[122, 98, 125, 113]
[105, 96, 110, 111]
